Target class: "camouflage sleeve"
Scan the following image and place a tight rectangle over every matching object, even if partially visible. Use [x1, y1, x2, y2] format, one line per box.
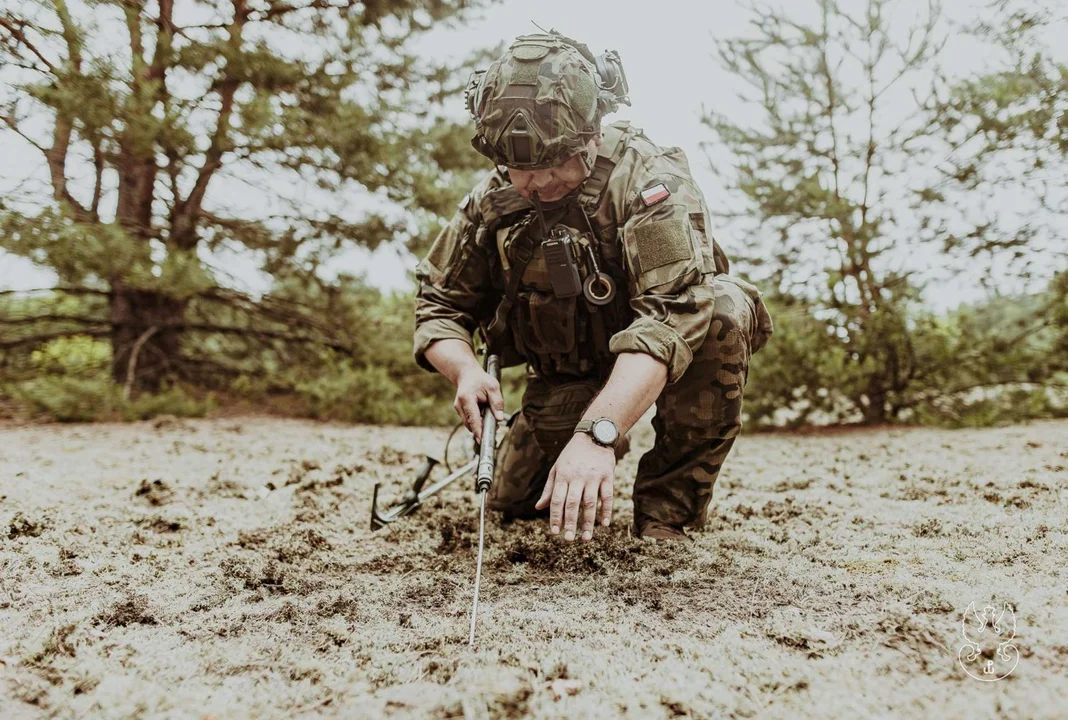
[413, 187, 494, 373]
[608, 173, 716, 383]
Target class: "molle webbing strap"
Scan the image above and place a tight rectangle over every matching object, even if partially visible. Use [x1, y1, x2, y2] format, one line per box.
[484, 203, 569, 352]
[576, 123, 632, 360]
[477, 183, 531, 353]
[579, 122, 633, 213]
[588, 301, 608, 358]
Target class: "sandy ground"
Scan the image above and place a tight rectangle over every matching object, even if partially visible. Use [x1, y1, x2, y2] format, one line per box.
[1, 415, 1066, 719]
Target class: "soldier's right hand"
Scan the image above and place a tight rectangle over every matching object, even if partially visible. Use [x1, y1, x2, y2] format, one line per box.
[454, 367, 505, 443]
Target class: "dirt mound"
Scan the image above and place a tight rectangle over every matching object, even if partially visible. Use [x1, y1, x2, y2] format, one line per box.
[95, 593, 158, 628]
[134, 479, 174, 506]
[6, 511, 47, 539]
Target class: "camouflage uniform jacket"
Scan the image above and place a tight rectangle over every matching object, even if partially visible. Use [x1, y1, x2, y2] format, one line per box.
[414, 120, 734, 384]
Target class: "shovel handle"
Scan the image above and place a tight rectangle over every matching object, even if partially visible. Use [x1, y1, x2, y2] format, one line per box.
[410, 456, 438, 497]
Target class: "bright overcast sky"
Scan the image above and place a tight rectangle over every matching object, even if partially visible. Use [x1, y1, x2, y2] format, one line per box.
[1, 0, 1062, 311]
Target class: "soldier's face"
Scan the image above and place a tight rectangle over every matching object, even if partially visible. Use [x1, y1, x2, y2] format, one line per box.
[507, 136, 602, 203]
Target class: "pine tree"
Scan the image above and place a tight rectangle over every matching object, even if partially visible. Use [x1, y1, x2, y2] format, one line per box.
[929, 0, 1066, 279]
[0, 0, 492, 390]
[705, 0, 944, 423]
[708, 0, 1065, 425]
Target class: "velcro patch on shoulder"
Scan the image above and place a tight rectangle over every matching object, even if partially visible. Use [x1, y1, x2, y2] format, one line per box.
[633, 218, 693, 273]
[640, 183, 671, 207]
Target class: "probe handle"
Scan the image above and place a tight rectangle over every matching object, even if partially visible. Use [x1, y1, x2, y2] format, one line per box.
[475, 354, 500, 493]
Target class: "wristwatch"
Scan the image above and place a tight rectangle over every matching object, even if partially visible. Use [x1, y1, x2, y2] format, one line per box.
[574, 417, 619, 448]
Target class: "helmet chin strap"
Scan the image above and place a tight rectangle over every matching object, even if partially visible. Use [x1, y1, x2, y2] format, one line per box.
[574, 136, 601, 191]
[579, 147, 597, 175]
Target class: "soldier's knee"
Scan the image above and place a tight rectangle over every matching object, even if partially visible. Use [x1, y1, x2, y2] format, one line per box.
[706, 281, 755, 350]
[710, 306, 750, 350]
[709, 275, 773, 353]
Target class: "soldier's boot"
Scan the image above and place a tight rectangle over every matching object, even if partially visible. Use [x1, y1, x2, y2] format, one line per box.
[634, 513, 690, 541]
[632, 276, 769, 532]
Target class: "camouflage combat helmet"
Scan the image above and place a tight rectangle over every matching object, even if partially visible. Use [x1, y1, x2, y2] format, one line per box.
[466, 31, 630, 170]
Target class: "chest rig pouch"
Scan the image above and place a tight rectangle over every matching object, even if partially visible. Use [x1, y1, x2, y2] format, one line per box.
[494, 208, 581, 375]
[542, 228, 583, 299]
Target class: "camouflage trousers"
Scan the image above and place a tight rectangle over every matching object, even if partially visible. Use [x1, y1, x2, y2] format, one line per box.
[488, 274, 772, 529]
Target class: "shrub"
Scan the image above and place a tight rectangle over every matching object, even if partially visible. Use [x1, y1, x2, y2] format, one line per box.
[121, 385, 217, 421]
[7, 377, 117, 422]
[295, 365, 455, 426]
[29, 336, 111, 378]
[5, 377, 215, 423]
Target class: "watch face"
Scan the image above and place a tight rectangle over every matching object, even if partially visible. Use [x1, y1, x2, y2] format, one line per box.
[591, 419, 618, 445]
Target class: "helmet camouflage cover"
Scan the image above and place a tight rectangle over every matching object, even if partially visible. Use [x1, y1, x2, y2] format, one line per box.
[469, 33, 604, 170]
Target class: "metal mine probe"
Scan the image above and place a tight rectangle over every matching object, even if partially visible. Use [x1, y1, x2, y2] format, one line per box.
[468, 353, 500, 647]
[368, 353, 503, 647]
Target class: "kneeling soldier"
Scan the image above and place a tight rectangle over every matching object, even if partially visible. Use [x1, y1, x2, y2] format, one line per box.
[414, 32, 773, 541]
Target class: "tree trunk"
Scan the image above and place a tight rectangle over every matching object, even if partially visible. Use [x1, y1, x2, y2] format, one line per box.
[862, 389, 888, 425]
[109, 285, 186, 391]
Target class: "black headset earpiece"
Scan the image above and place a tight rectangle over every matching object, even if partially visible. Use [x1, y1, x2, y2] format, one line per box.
[549, 31, 631, 114]
[594, 50, 630, 113]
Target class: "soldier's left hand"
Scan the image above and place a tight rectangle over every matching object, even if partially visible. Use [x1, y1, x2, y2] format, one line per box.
[535, 434, 615, 542]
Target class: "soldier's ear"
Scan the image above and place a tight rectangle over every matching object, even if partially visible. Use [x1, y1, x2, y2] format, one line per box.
[593, 134, 603, 148]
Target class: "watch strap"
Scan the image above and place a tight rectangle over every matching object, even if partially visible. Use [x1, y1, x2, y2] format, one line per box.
[574, 419, 594, 435]
[574, 417, 618, 447]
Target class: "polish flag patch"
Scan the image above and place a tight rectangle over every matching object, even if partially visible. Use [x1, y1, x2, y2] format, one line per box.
[640, 183, 670, 207]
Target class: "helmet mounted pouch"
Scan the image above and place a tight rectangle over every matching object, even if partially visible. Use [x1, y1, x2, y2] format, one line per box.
[510, 41, 552, 62]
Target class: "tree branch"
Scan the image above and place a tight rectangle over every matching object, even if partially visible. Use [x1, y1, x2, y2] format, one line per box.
[0, 330, 110, 351]
[124, 325, 159, 400]
[194, 287, 347, 341]
[51, 0, 83, 67]
[123, 0, 145, 76]
[859, 2, 878, 231]
[149, 0, 174, 91]
[172, 0, 247, 249]
[179, 322, 352, 354]
[91, 135, 104, 217]
[0, 314, 108, 326]
[0, 317, 350, 356]
[0, 287, 111, 298]
[44, 115, 94, 221]
[172, 355, 292, 391]
[0, 15, 58, 74]
[1, 110, 47, 154]
[819, 0, 842, 204]
[40, 0, 94, 223]
[255, 0, 357, 22]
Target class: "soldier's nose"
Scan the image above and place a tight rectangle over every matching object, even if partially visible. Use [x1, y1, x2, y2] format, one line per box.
[530, 172, 554, 189]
